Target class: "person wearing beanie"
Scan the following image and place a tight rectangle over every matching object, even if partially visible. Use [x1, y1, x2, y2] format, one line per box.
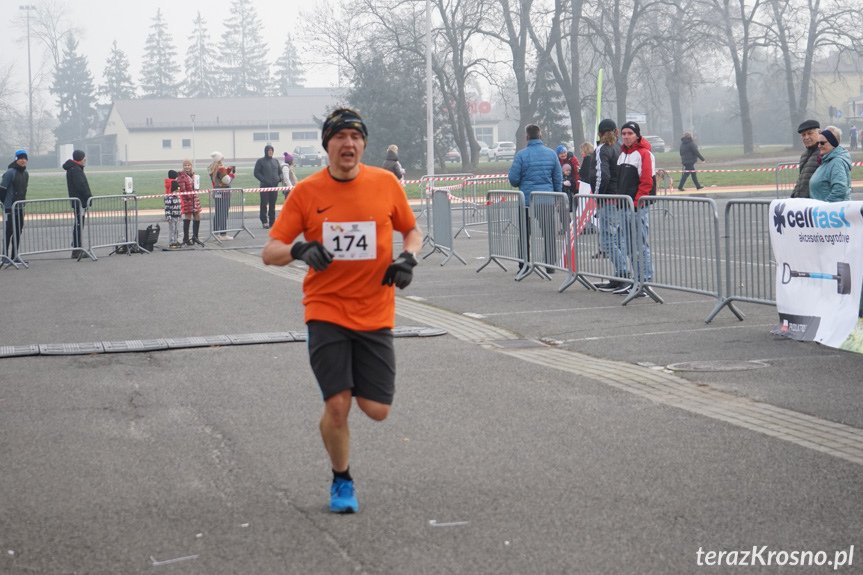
[591, 119, 629, 292]
[791, 119, 821, 198]
[164, 170, 183, 248]
[207, 152, 235, 240]
[556, 144, 580, 185]
[262, 106, 422, 515]
[508, 123, 563, 275]
[177, 159, 204, 246]
[1, 150, 30, 263]
[808, 126, 852, 203]
[281, 153, 297, 199]
[320, 107, 368, 155]
[381, 144, 405, 182]
[254, 144, 281, 229]
[677, 131, 706, 191]
[62, 151, 91, 259]
[612, 120, 655, 296]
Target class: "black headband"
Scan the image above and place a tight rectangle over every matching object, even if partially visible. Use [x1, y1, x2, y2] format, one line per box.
[820, 129, 839, 148]
[322, 108, 368, 150]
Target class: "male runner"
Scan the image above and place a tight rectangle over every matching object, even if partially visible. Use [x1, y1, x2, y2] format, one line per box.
[262, 108, 422, 513]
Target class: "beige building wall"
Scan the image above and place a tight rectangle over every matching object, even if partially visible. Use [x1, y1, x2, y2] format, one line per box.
[811, 72, 863, 122]
[104, 123, 324, 164]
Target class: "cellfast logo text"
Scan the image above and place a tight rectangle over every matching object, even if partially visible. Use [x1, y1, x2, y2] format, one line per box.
[773, 202, 851, 235]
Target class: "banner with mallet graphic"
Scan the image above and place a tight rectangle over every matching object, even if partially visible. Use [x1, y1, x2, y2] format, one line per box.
[769, 199, 863, 353]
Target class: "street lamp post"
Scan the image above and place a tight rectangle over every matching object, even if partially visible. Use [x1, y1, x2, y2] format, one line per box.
[20, 5, 35, 154]
[190, 114, 196, 170]
[425, 0, 433, 176]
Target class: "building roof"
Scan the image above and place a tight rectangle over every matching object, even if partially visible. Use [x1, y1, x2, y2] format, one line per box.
[812, 51, 863, 75]
[110, 88, 349, 130]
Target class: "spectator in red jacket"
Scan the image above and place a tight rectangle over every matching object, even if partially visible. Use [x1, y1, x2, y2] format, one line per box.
[556, 145, 580, 179]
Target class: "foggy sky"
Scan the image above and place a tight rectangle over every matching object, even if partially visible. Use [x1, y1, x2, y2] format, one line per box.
[6, 0, 337, 106]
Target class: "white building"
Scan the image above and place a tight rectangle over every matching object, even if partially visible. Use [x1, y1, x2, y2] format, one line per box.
[102, 88, 348, 165]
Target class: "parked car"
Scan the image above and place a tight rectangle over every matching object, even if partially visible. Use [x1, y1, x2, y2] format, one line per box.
[644, 135, 666, 153]
[293, 145, 324, 167]
[489, 141, 516, 161]
[479, 142, 490, 161]
[445, 149, 461, 163]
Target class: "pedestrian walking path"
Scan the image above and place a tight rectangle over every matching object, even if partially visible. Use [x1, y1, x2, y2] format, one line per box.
[218, 249, 863, 468]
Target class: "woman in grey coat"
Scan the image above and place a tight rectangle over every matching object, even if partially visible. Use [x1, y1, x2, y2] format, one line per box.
[677, 132, 706, 191]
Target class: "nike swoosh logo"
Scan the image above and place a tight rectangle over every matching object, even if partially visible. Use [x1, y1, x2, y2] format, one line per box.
[317, 206, 333, 214]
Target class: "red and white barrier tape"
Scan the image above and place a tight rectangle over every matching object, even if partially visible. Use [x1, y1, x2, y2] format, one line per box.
[666, 161, 863, 173]
[134, 187, 290, 200]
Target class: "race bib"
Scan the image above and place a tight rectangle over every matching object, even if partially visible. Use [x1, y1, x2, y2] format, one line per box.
[322, 221, 376, 260]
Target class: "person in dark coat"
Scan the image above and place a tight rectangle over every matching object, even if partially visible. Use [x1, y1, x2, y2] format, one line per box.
[0, 150, 29, 262]
[578, 142, 595, 185]
[677, 132, 705, 191]
[381, 145, 404, 182]
[791, 119, 821, 199]
[254, 144, 281, 229]
[63, 150, 92, 258]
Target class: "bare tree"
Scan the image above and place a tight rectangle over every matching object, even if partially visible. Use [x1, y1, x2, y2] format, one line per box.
[705, 0, 764, 155]
[761, 0, 863, 149]
[534, 0, 589, 147]
[645, 0, 707, 147]
[581, 0, 663, 125]
[26, 0, 80, 74]
[434, 0, 489, 168]
[481, 0, 557, 152]
[0, 63, 20, 156]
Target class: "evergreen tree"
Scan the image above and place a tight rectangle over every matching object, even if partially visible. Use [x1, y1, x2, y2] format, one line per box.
[274, 34, 306, 94]
[50, 35, 99, 143]
[140, 9, 182, 98]
[534, 57, 571, 148]
[99, 40, 136, 103]
[217, 0, 271, 96]
[185, 12, 219, 98]
[347, 54, 426, 172]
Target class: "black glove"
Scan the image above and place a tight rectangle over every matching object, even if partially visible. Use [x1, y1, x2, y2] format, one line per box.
[382, 251, 418, 289]
[291, 241, 333, 271]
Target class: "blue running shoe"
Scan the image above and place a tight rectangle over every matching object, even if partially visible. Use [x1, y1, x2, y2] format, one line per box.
[330, 478, 358, 513]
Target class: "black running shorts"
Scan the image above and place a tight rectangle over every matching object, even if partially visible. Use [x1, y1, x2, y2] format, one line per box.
[307, 320, 396, 405]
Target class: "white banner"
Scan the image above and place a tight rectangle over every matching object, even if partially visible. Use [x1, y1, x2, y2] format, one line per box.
[769, 199, 863, 352]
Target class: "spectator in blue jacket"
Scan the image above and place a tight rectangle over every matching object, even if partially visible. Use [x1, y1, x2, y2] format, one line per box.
[809, 126, 852, 203]
[508, 124, 563, 273]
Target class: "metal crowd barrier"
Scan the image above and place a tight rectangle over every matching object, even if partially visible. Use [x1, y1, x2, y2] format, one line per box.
[85, 195, 142, 260]
[656, 170, 674, 195]
[477, 190, 530, 280]
[420, 174, 471, 248]
[631, 197, 736, 320]
[454, 177, 515, 238]
[10, 198, 87, 265]
[422, 189, 466, 266]
[706, 199, 773, 322]
[570, 194, 636, 290]
[528, 192, 577, 292]
[775, 162, 798, 198]
[205, 188, 255, 244]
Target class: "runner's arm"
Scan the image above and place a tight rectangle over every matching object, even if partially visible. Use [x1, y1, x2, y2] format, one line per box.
[401, 225, 422, 255]
[262, 237, 295, 266]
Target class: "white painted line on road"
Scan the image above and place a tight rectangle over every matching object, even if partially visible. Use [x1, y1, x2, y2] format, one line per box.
[478, 300, 709, 316]
[429, 520, 471, 527]
[559, 323, 776, 343]
[150, 555, 199, 566]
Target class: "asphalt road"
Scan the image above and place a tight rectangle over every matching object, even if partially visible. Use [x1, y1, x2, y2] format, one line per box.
[2, 198, 863, 574]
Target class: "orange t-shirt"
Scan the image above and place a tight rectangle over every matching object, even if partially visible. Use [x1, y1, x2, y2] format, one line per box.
[269, 164, 416, 331]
